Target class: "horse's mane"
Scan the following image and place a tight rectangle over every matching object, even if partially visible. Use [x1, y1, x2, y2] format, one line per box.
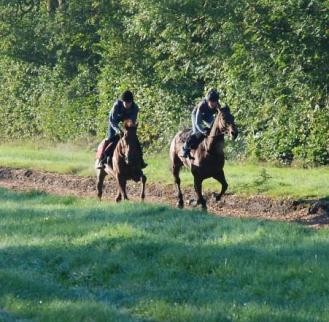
[210, 105, 233, 134]
[123, 119, 136, 128]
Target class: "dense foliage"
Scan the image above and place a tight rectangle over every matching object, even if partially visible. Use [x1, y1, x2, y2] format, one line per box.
[0, 0, 328, 164]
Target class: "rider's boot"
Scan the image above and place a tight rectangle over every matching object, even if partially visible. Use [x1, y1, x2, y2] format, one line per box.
[141, 158, 148, 169]
[136, 138, 148, 169]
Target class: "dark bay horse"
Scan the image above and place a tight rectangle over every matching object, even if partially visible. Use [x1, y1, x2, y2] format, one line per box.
[169, 106, 238, 210]
[96, 120, 147, 202]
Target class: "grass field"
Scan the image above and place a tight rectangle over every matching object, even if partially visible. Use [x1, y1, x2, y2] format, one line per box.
[0, 142, 328, 198]
[0, 187, 329, 321]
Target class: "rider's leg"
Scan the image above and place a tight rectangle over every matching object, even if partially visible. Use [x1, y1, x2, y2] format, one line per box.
[181, 131, 206, 159]
[181, 134, 199, 159]
[136, 137, 148, 169]
[96, 127, 117, 169]
[104, 134, 120, 164]
[181, 113, 201, 159]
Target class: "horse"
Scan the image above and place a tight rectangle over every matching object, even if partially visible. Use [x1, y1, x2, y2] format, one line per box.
[169, 105, 238, 210]
[96, 120, 147, 202]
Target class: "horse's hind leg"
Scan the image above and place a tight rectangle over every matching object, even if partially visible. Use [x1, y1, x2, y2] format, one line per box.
[140, 173, 147, 200]
[194, 175, 207, 210]
[96, 169, 107, 200]
[172, 157, 184, 208]
[212, 170, 228, 201]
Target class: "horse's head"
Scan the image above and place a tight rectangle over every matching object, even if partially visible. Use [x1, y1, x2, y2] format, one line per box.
[215, 105, 238, 140]
[121, 119, 139, 166]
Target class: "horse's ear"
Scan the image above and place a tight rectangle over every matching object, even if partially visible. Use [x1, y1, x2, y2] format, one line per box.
[221, 104, 230, 113]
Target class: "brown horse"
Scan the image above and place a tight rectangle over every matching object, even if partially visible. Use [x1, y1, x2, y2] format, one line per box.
[96, 120, 147, 202]
[169, 105, 238, 210]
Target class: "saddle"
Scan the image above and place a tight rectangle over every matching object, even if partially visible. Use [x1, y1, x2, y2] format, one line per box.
[95, 138, 120, 163]
[180, 129, 193, 143]
[181, 129, 205, 150]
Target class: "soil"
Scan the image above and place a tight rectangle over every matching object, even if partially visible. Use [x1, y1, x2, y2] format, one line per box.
[0, 167, 328, 228]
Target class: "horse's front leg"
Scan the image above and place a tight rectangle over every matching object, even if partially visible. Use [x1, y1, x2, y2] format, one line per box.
[193, 175, 206, 210]
[212, 170, 228, 201]
[140, 173, 147, 200]
[116, 174, 128, 202]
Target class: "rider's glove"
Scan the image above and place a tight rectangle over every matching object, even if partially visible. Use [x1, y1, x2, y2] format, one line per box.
[117, 128, 124, 137]
[204, 128, 211, 136]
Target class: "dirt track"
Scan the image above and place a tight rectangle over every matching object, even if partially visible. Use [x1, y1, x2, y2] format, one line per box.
[0, 167, 328, 228]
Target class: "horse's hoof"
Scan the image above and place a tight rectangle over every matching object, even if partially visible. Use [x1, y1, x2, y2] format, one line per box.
[211, 192, 218, 200]
[176, 201, 184, 209]
[97, 194, 102, 201]
[211, 192, 222, 201]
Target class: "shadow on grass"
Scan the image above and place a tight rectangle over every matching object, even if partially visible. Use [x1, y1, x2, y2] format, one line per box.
[0, 188, 328, 322]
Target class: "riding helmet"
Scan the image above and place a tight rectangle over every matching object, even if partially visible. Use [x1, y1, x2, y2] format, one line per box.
[121, 90, 134, 102]
[206, 88, 220, 102]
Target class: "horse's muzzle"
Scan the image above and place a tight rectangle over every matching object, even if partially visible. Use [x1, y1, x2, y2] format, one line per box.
[228, 126, 238, 140]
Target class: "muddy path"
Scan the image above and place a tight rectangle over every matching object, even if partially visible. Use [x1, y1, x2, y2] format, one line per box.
[0, 167, 328, 228]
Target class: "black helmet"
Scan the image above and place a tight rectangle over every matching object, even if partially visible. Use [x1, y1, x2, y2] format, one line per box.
[206, 88, 219, 102]
[121, 90, 134, 102]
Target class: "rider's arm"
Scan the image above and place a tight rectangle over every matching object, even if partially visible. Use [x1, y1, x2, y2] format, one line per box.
[195, 104, 207, 135]
[109, 102, 122, 134]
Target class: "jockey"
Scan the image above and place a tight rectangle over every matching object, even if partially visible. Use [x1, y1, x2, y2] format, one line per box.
[97, 90, 147, 169]
[181, 88, 221, 159]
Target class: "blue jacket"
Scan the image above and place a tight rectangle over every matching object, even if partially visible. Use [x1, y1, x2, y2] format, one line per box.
[109, 100, 139, 133]
[192, 99, 218, 135]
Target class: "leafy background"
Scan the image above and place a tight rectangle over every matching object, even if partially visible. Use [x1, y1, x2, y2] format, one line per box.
[0, 0, 328, 164]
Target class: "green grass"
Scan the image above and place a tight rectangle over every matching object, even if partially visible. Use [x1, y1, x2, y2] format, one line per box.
[0, 142, 328, 198]
[1, 188, 329, 321]
[0, 142, 95, 176]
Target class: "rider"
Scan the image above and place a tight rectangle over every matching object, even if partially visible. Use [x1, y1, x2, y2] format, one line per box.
[181, 88, 221, 159]
[97, 90, 147, 169]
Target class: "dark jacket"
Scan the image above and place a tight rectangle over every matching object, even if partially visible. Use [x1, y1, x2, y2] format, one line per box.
[192, 99, 218, 135]
[109, 100, 139, 133]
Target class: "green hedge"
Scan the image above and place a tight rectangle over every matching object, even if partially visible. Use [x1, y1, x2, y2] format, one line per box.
[0, 0, 328, 165]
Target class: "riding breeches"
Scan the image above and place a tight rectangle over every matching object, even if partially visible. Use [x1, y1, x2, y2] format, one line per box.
[184, 132, 205, 150]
